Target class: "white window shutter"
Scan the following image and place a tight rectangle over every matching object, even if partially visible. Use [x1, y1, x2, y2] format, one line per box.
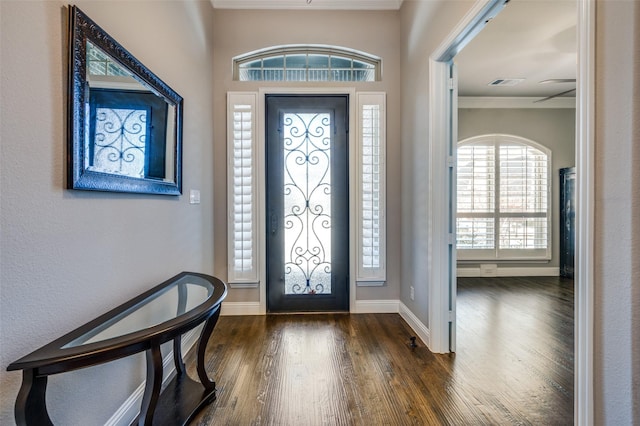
[356, 93, 386, 284]
[227, 92, 258, 284]
[456, 134, 551, 261]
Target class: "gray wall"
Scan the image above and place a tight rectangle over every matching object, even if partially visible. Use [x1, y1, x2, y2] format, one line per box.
[0, 0, 637, 424]
[211, 9, 402, 303]
[457, 107, 576, 272]
[0, 1, 216, 424]
[399, 0, 474, 329]
[594, 1, 640, 423]
[400, 0, 638, 423]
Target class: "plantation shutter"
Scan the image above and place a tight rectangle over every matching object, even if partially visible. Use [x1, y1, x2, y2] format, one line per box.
[456, 134, 551, 261]
[356, 93, 386, 284]
[227, 92, 258, 284]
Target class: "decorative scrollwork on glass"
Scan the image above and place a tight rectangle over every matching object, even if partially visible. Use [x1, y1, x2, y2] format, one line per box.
[283, 113, 332, 295]
[90, 107, 147, 178]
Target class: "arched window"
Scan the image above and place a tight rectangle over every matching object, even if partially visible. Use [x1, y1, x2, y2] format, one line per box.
[457, 134, 551, 261]
[233, 45, 381, 82]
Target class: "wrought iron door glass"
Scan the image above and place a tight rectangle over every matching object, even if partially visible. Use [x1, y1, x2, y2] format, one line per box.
[90, 107, 148, 177]
[283, 113, 332, 295]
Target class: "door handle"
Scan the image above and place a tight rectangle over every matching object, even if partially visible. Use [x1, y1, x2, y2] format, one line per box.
[270, 213, 278, 235]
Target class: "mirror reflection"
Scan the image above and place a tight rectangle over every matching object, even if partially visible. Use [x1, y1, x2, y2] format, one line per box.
[84, 42, 176, 182]
[68, 6, 183, 195]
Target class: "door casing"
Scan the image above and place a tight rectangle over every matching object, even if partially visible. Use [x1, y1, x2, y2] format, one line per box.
[256, 88, 358, 314]
[428, 0, 595, 424]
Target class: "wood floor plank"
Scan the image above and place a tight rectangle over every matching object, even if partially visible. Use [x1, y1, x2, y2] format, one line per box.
[189, 276, 573, 425]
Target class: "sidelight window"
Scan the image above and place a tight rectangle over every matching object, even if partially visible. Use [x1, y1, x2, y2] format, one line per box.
[356, 93, 386, 283]
[227, 93, 258, 284]
[226, 91, 388, 288]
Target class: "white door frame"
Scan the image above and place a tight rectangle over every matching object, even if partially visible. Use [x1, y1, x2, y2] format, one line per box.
[427, 1, 594, 425]
[256, 87, 358, 315]
[427, 0, 508, 354]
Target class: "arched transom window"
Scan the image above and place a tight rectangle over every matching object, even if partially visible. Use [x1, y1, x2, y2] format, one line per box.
[456, 134, 551, 261]
[233, 45, 381, 82]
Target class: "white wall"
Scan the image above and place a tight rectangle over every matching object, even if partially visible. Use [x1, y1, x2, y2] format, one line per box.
[211, 9, 402, 303]
[0, 1, 216, 424]
[458, 107, 576, 273]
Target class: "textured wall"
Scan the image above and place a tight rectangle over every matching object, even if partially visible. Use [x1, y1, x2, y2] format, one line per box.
[0, 1, 216, 424]
[399, 0, 474, 328]
[458, 107, 576, 271]
[594, 0, 639, 423]
[402, 1, 639, 422]
[211, 8, 402, 303]
[1, 0, 638, 424]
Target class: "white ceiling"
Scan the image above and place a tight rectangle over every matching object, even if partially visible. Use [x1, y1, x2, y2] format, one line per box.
[212, 0, 577, 99]
[455, 0, 577, 99]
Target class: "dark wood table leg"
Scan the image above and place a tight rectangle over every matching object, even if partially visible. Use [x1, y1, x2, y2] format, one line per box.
[196, 307, 221, 392]
[138, 344, 163, 425]
[174, 283, 187, 374]
[173, 336, 186, 375]
[15, 369, 53, 426]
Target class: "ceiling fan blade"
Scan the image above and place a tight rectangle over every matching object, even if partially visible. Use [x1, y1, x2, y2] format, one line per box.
[539, 79, 577, 84]
[534, 88, 577, 103]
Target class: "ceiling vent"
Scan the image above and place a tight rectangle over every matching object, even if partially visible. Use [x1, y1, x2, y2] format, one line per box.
[488, 78, 525, 87]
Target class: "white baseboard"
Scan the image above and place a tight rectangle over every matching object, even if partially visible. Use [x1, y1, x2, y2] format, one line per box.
[399, 303, 430, 348]
[220, 301, 262, 316]
[456, 266, 560, 277]
[104, 329, 200, 426]
[221, 300, 404, 315]
[353, 299, 400, 313]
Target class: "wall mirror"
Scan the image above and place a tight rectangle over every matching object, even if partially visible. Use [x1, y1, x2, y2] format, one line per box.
[68, 5, 182, 195]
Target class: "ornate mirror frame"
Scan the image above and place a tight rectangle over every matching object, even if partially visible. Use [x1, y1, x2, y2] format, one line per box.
[67, 5, 183, 195]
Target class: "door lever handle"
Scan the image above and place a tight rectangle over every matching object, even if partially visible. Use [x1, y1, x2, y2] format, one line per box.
[270, 213, 278, 235]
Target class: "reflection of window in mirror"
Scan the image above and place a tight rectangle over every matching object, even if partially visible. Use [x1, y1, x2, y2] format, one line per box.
[84, 42, 174, 182]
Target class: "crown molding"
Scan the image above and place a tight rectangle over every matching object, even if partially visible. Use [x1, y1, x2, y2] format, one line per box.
[212, 0, 403, 10]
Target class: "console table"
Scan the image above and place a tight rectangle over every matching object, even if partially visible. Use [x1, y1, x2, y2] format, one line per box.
[7, 272, 227, 426]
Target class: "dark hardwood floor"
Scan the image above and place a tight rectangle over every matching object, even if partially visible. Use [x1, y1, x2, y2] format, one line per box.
[189, 276, 574, 425]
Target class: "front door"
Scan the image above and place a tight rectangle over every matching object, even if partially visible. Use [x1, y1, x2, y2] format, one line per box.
[265, 95, 349, 312]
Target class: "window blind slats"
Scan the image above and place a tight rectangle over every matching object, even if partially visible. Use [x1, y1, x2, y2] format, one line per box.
[227, 93, 258, 283]
[357, 93, 386, 282]
[457, 135, 551, 260]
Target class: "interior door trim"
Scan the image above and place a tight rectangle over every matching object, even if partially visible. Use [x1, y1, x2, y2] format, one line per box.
[256, 87, 357, 315]
[428, 0, 595, 424]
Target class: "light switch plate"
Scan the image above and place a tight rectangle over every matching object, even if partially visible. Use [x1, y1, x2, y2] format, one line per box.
[189, 189, 201, 204]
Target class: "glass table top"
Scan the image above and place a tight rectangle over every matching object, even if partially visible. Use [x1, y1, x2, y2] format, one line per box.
[64, 274, 214, 348]
[7, 272, 227, 373]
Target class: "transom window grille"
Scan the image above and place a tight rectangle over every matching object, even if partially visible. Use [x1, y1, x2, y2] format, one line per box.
[457, 134, 551, 261]
[233, 45, 381, 82]
[87, 41, 130, 77]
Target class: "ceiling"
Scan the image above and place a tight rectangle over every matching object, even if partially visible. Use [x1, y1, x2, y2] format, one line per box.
[212, 0, 577, 100]
[455, 0, 577, 99]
